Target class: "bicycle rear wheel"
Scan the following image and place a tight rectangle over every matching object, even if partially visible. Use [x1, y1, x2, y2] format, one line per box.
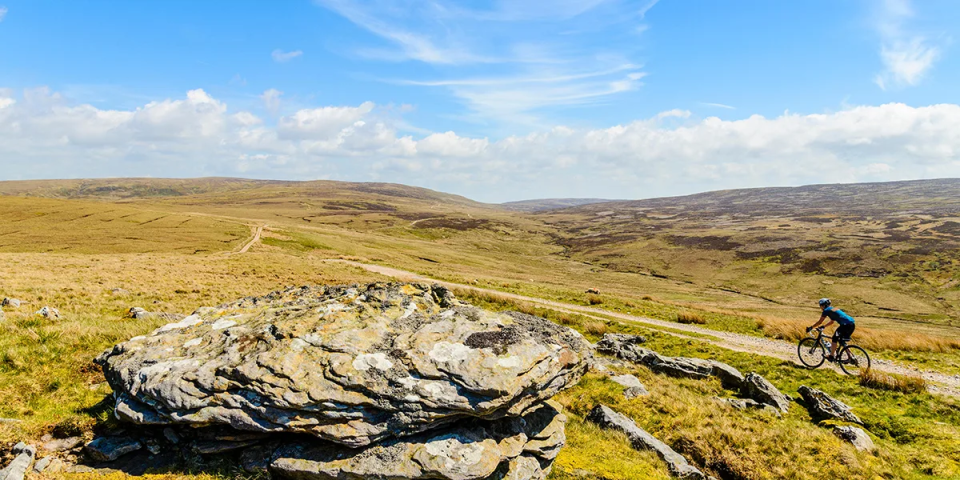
[838, 345, 871, 376]
[798, 337, 826, 369]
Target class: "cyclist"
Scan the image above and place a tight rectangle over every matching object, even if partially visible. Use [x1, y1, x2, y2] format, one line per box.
[806, 298, 855, 362]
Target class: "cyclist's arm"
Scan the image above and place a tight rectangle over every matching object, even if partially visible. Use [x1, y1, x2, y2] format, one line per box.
[809, 313, 828, 330]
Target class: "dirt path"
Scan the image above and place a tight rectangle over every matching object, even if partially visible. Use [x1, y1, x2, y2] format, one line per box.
[236, 225, 263, 254]
[330, 259, 960, 397]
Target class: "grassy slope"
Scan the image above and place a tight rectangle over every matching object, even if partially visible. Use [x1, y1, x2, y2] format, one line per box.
[540, 179, 960, 328]
[1, 178, 959, 478]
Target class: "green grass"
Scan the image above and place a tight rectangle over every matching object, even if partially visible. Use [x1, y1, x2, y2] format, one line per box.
[464, 292, 960, 479]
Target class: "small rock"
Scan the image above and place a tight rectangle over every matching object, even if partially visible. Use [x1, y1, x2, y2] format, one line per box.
[624, 386, 650, 399]
[798, 386, 862, 425]
[586, 405, 707, 480]
[1, 298, 20, 308]
[32, 457, 52, 474]
[35, 307, 60, 320]
[710, 361, 745, 390]
[110, 288, 130, 296]
[714, 397, 781, 417]
[128, 307, 148, 319]
[833, 426, 875, 452]
[610, 374, 649, 398]
[84, 436, 142, 462]
[595, 334, 649, 363]
[741, 373, 790, 413]
[0, 442, 36, 480]
[42, 436, 83, 452]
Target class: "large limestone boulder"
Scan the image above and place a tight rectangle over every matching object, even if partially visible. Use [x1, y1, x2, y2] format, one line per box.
[272, 401, 565, 480]
[96, 283, 591, 449]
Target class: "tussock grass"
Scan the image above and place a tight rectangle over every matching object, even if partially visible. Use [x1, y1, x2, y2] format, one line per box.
[859, 369, 927, 394]
[676, 311, 707, 325]
[755, 315, 960, 353]
[583, 321, 609, 336]
[586, 294, 604, 305]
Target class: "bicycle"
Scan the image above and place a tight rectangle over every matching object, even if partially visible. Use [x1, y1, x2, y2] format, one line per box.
[797, 326, 871, 375]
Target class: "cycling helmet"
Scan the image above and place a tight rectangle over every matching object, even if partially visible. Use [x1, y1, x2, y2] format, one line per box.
[818, 298, 831, 308]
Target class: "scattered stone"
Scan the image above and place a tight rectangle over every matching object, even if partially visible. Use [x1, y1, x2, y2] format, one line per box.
[110, 288, 131, 296]
[35, 307, 60, 320]
[645, 353, 716, 380]
[610, 374, 649, 398]
[741, 373, 790, 413]
[0, 419, 22, 424]
[798, 386, 862, 425]
[0, 442, 36, 480]
[595, 334, 745, 390]
[42, 436, 83, 453]
[97, 283, 591, 449]
[84, 437, 142, 462]
[595, 334, 649, 363]
[271, 402, 566, 480]
[833, 426, 875, 452]
[714, 397, 781, 417]
[710, 361, 745, 390]
[586, 405, 706, 480]
[127, 307, 184, 322]
[1, 298, 20, 308]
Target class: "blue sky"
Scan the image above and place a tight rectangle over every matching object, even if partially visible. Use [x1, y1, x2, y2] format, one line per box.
[0, 0, 958, 202]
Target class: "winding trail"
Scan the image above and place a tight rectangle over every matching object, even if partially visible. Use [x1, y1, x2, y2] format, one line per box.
[329, 259, 960, 397]
[236, 225, 264, 254]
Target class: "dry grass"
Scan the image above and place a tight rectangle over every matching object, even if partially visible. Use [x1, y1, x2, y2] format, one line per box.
[676, 311, 707, 325]
[859, 369, 928, 394]
[583, 321, 609, 336]
[586, 294, 604, 305]
[754, 315, 960, 353]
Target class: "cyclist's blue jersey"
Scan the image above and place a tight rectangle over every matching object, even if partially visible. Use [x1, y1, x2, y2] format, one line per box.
[823, 307, 855, 326]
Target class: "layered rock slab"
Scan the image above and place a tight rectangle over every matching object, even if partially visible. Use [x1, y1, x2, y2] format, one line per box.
[272, 401, 565, 480]
[96, 283, 591, 448]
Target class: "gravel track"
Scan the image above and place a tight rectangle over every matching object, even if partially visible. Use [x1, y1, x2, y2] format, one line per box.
[330, 259, 960, 398]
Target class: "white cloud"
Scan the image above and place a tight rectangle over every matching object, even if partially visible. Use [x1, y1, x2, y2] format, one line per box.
[0, 6, 7, 22]
[260, 89, 283, 115]
[271, 49, 303, 63]
[3, 87, 960, 202]
[701, 102, 735, 110]
[316, 0, 648, 125]
[873, 0, 943, 89]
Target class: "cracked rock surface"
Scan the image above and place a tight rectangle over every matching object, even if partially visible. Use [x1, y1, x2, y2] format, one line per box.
[96, 283, 590, 456]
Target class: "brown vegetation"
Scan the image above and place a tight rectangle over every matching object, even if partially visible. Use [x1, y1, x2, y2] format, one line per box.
[859, 369, 927, 394]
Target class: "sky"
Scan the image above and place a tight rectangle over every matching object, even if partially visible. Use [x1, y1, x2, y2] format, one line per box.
[0, 0, 958, 202]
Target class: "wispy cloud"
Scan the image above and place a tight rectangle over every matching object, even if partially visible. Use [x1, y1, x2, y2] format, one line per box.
[0, 6, 8, 22]
[271, 49, 303, 63]
[260, 89, 283, 115]
[316, 0, 651, 125]
[701, 102, 735, 110]
[873, 0, 943, 90]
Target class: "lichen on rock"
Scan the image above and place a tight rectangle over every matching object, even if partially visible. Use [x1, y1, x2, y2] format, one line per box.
[94, 282, 590, 478]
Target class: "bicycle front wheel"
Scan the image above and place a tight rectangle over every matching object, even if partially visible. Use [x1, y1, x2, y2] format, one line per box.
[838, 345, 871, 376]
[798, 337, 826, 369]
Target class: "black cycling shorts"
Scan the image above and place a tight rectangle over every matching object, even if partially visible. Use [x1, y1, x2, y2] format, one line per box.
[833, 324, 855, 343]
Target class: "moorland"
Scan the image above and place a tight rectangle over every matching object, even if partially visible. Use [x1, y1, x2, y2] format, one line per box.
[1, 177, 959, 479]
